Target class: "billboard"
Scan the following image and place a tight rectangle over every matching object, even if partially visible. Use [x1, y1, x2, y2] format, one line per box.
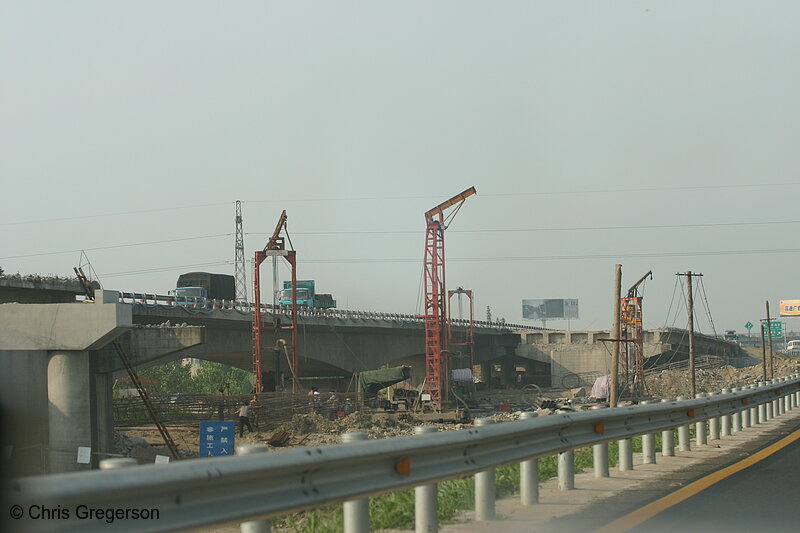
[522, 299, 579, 320]
[779, 300, 800, 317]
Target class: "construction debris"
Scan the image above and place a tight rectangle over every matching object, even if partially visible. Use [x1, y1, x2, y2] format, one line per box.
[645, 356, 800, 399]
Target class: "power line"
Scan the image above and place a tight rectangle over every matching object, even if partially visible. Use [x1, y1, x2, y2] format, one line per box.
[0, 234, 232, 260]
[10, 219, 798, 262]
[246, 219, 800, 236]
[4, 182, 798, 226]
[243, 181, 800, 204]
[94, 246, 800, 278]
[0, 202, 233, 226]
[100, 261, 233, 278]
[297, 247, 800, 264]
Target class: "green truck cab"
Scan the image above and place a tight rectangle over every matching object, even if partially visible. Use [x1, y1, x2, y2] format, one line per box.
[279, 280, 336, 309]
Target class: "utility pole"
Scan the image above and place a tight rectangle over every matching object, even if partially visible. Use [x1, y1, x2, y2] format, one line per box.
[676, 272, 703, 397]
[234, 200, 247, 302]
[766, 301, 774, 379]
[610, 264, 622, 407]
[760, 322, 768, 382]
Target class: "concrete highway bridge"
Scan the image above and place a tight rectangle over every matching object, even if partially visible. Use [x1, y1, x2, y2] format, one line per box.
[0, 277, 740, 477]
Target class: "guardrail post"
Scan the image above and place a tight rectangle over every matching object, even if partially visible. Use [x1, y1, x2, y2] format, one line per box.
[766, 381, 774, 420]
[474, 418, 496, 521]
[720, 389, 731, 437]
[587, 405, 609, 477]
[558, 449, 575, 489]
[519, 412, 540, 504]
[707, 392, 720, 439]
[661, 399, 675, 456]
[236, 445, 271, 533]
[676, 396, 691, 451]
[741, 387, 751, 428]
[748, 385, 758, 426]
[694, 394, 707, 446]
[638, 401, 656, 464]
[99, 457, 138, 469]
[757, 382, 767, 423]
[618, 438, 633, 471]
[795, 377, 800, 408]
[342, 433, 370, 533]
[775, 379, 784, 416]
[414, 426, 438, 533]
[783, 379, 791, 413]
[731, 388, 742, 433]
[786, 382, 792, 411]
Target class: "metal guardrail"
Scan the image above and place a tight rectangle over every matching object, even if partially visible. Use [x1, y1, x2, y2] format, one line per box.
[8, 375, 800, 533]
[118, 290, 541, 331]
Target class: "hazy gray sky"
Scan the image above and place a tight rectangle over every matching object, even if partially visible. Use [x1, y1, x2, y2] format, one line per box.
[2, 1, 798, 333]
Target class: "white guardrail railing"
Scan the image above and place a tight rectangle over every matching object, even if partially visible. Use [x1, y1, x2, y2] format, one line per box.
[8, 376, 800, 533]
[118, 291, 539, 331]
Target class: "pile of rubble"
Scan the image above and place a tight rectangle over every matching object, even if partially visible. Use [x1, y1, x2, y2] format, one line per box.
[113, 430, 150, 455]
[645, 356, 800, 399]
[280, 412, 421, 441]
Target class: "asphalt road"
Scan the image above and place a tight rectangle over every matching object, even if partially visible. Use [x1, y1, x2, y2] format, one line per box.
[631, 427, 800, 533]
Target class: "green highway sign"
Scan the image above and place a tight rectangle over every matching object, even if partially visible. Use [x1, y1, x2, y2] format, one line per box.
[760, 320, 783, 338]
[744, 321, 754, 330]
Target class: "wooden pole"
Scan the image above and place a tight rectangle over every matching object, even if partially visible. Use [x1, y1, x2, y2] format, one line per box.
[760, 322, 768, 382]
[610, 264, 622, 407]
[687, 272, 696, 397]
[766, 301, 774, 379]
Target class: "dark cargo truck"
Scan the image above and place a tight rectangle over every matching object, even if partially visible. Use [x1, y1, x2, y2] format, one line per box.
[175, 272, 236, 301]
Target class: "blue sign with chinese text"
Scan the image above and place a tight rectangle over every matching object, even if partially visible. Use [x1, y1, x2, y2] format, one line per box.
[199, 421, 235, 457]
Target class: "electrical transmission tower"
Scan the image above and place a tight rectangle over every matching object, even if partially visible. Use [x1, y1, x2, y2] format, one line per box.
[234, 200, 247, 302]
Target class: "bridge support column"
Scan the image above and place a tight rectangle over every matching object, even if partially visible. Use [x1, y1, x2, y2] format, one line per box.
[47, 350, 92, 473]
[480, 363, 491, 387]
[342, 433, 370, 533]
[519, 413, 540, 504]
[414, 426, 439, 532]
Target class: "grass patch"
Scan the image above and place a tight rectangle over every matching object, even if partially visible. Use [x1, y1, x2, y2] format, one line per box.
[275, 445, 607, 532]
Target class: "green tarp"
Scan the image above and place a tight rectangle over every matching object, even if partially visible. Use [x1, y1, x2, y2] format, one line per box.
[357, 366, 412, 397]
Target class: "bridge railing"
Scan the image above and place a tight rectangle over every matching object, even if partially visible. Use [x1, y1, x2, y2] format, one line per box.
[9, 375, 800, 533]
[117, 291, 539, 330]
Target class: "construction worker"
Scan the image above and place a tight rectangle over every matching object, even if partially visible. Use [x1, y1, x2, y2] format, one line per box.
[237, 400, 254, 438]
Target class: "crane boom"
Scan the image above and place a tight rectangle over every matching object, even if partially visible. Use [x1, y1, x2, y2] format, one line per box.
[626, 270, 652, 298]
[263, 210, 288, 253]
[424, 187, 477, 220]
[423, 186, 476, 411]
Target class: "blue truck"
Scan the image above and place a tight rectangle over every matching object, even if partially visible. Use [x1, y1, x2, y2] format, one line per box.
[279, 280, 335, 309]
[174, 272, 236, 303]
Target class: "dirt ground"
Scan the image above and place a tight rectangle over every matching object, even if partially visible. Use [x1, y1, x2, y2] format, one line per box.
[117, 352, 800, 461]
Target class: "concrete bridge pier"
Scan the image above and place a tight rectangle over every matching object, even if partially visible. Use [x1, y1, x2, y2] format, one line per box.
[1, 290, 204, 476]
[47, 350, 92, 472]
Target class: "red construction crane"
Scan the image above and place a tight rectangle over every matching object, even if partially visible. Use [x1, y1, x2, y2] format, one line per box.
[620, 270, 652, 398]
[252, 210, 299, 393]
[423, 186, 477, 410]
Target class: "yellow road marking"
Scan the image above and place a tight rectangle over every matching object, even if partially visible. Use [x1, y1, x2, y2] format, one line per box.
[595, 427, 800, 533]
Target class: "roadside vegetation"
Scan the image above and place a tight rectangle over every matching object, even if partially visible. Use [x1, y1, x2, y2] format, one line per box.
[274, 440, 646, 532]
